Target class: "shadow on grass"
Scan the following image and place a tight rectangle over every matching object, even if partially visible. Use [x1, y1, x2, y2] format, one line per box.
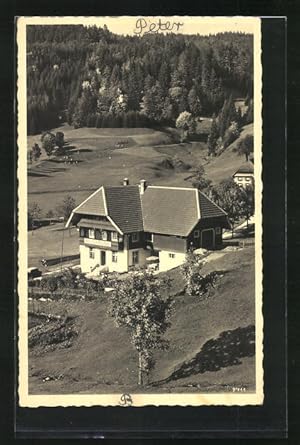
[154, 325, 255, 386]
[43, 254, 80, 266]
[28, 171, 50, 177]
[29, 164, 67, 175]
[68, 147, 93, 153]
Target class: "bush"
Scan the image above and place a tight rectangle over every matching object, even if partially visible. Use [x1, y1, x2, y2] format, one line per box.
[55, 131, 65, 151]
[39, 275, 61, 291]
[40, 278, 48, 290]
[31, 143, 42, 161]
[55, 195, 76, 221]
[30, 268, 108, 301]
[46, 276, 59, 293]
[181, 251, 217, 298]
[223, 121, 240, 149]
[60, 267, 80, 289]
[41, 131, 56, 156]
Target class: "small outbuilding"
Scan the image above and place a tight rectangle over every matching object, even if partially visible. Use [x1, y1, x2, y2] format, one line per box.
[233, 161, 254, 189]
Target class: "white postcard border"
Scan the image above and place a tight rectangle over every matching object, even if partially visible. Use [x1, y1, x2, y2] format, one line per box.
[17, 16, 263, 407]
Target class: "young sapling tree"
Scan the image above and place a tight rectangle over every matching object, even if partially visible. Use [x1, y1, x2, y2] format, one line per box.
[108, 270, 173, 386]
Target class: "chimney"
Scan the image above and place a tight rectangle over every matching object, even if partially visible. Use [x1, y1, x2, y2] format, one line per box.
[139, 179, 147, 195]
[123, 177, 129, 186]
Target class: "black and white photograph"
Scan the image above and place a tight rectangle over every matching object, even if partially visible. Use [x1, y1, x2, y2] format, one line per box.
[17, 16, 263, 407]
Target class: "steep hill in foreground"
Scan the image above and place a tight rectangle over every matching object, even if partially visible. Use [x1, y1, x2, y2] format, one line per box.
[29, 245, 255, 394]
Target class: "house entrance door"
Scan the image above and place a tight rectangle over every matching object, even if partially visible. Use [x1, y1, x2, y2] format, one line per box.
[201, 229, 215, 250]
[101, 250, 106, 265]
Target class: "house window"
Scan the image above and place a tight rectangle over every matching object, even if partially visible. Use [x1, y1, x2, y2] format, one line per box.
[111, 231, 118, 241]
[95, 229, 101, 240]
[80, 227, 85, 238]
[245, 177, 251, 182]
[237, 177, 243, 181]
[132, 232, 139, 242]
[102, 230, 107, 241]
[194, 230, 200, 238]
[169, 253, 175, 259]
[88, 228, 95, 239]
[89, 248, 95, 259]
[112, 252, 118, 263]
[215, 227, 221, 235]
[132, 251, 139, 265]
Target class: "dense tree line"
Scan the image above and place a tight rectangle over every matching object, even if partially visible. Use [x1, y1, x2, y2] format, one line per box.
[27, 25, 253, 134]
[206, 95, 253, 156]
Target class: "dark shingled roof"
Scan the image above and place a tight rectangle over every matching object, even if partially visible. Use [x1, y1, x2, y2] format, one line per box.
[69, 184, 228, 236]
[142, 186, 227, 236]
[104, 186, 144, 233]
[199, 192, 227, 219]
[234, 161, 254, 175]
[141, 187, 199, 236]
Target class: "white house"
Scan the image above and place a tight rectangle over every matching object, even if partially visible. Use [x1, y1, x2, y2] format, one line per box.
[66, 179, 230, 275]
[233, 161, 254, 189]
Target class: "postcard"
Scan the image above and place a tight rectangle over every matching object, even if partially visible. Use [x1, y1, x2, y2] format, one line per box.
[17, 16, 263, 407]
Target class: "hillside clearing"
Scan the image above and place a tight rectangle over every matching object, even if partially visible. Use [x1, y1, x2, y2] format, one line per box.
[28, 223, 79, 268]
[203, 123, 254, 183]
[27, 124, 253, 214]
[29, 245, 255, 394]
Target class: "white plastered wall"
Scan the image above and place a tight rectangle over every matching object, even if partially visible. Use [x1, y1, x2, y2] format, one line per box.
[80, 244, 101, 274]
[80, 245, 152, 275]
[108, 249, 129, 273]
[80, 244, 129, 274]
[233, 173, 254, 188]
[159, 251, 186, 272]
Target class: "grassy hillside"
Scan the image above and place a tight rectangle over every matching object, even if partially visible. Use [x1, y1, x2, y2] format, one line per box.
[27, 124, 253, 214]
[204, 123, 254, 183]
[29, 245, 255, 394]
[27, 123, 254, 271]
[28, 125, 206, 213]
[28, 223, 79, 268]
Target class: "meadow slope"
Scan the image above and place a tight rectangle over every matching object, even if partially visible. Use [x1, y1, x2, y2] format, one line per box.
[29, 245, 255, 394]
[27, 124, 253, 214]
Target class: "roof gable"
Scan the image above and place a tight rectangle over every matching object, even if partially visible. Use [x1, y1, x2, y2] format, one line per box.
[73, 187, 106, 216]
[198, 192, 227, 219]
[68, 183, 228, 236]
[104, 186, 144, 233]
[234, 161, 254, 175]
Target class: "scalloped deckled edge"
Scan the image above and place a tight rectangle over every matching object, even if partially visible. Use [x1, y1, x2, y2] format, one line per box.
[17, 16, 263, 408]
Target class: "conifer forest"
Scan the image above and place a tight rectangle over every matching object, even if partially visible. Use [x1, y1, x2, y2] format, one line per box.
[27, 25, 254, 135]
